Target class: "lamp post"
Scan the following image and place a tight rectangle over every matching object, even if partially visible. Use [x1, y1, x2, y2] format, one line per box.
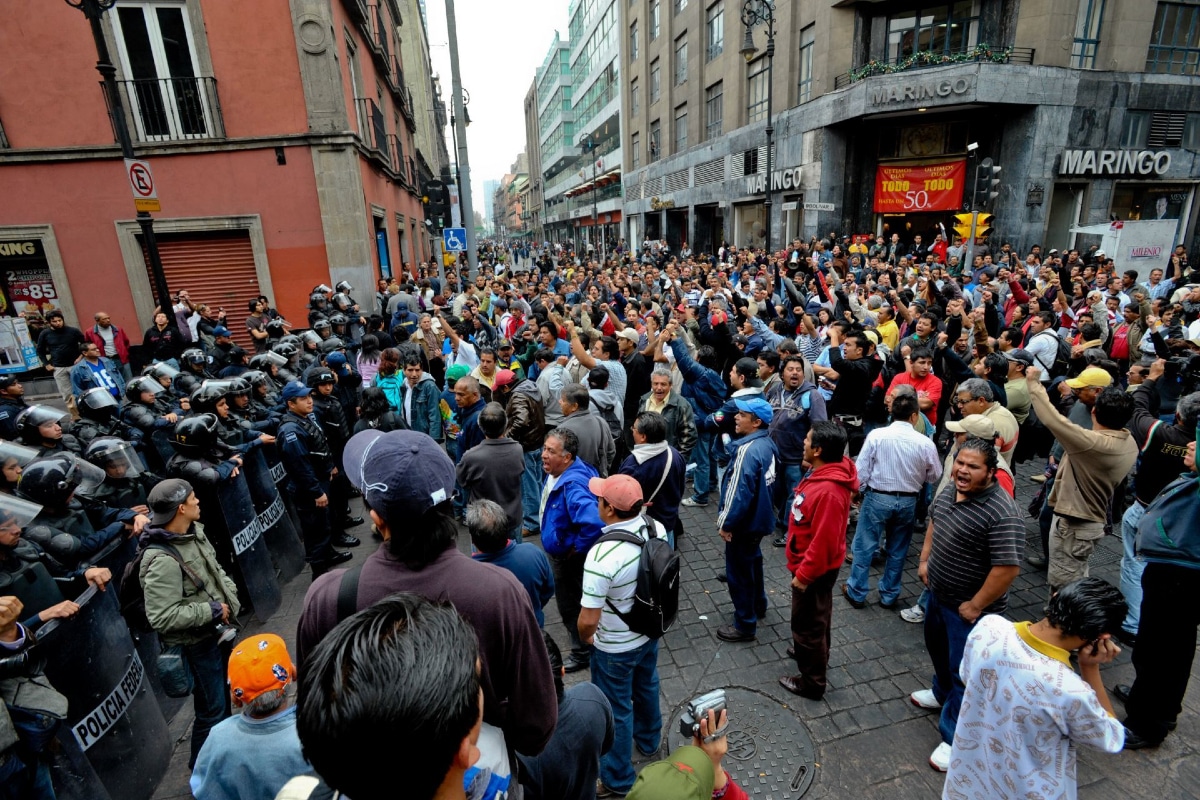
[66, 0, 173, 319]
[740, 0, 777, 281]
[585, 136, 602, 264]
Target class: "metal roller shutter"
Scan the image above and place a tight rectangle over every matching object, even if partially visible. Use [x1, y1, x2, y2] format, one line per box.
[141, 230, 260, 349]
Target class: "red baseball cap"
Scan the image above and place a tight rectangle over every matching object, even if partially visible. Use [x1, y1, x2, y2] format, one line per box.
[588, 474, 644, 511]
[493, 369, 517, 389]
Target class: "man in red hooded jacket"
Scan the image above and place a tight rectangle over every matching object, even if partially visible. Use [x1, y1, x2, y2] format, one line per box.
[779, 420, 859, 700]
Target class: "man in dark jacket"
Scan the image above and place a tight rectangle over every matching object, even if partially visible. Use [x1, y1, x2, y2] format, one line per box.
[307, 367, 363, 540]
[35, 310, 85, 417]
[496, 369, 547, 538]
[452, 375, 488, 460]
[457, 403, 525, 534]
[557, 383, 615, 478]
[637, 366, 696, 460]
[619, 411, 685, 544]
[766, 355, 828, 546]
[0, 377, 29, 441]
[826, 328, 883, 455]
[714, 397, 779, 643]
[667, 323, 726, 505]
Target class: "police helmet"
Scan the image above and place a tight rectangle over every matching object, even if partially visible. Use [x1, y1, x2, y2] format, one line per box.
[335, 280, 353, 293]
[181, 348, 208, 367]
[126, 376, 164, 403]
[306, 368, 336, 389]
[172, 414, 220, 457]
[15, 406, 68, 445]
[318, 337, 346, 355]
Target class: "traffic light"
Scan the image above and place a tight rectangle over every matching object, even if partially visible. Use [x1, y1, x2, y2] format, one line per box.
[422, 179, 448, 226]
[975, 213, 995, 240]
[974, 158, 1001, 209]
[953, 213, 975, 241]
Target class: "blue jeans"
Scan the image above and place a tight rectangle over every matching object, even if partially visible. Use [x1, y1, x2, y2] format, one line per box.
[726, 534, 768, 633]
[924, 591, 976, 744]
[775, 462, 804, 529]
[846, 491, 918, 606]
[184, 635, 232, 768]
[521, 448, 544, 534]
[690, 430, 718, 501]
[590, 640, 662, 792]
[1120, 501, 1147, 635]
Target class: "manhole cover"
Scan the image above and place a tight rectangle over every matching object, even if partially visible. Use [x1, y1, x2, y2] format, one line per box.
[661, 686, 817, 799]
[1090, 535, 1122, 568]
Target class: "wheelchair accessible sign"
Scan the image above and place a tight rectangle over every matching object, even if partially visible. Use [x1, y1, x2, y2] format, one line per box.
[443, 227, 467, 253]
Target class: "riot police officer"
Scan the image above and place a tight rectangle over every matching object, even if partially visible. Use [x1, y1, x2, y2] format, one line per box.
[175, 348, 213, 397]
[84, 436, 157, 514]
[276, 381, 354, 575]
[72, 387, 142, 450]
[249, 352, 289, 394]
[15, 406, 81, 456]
[0, 376, 30, 441]
[189, 381, 276, 454]
[304, 369, 362, 538]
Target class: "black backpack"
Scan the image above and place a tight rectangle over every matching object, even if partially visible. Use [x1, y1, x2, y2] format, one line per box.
[1032, 331, 1072, 379]
[596, 517, 680, 639]
[118, 543, 205, 632]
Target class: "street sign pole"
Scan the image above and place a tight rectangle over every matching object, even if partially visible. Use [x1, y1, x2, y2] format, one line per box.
[444, 0, 478, 279]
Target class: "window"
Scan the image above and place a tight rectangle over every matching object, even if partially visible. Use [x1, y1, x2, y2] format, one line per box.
[110, 1, 218, 140]
[675, 34, 688, 84]
[797, 25, 814, 103]
[650, 0, 661, 40]
[650, 59, 661, 103]
[742, 147, 758, 176]
[705, 81, 723, 140]
[630, 21, 639, 60]
[706, 2, 724, 61]
[1146, 2, 1200, 74]
[674, 105, 688, 152]
[1121, 111, 1150, 148]
[1071, 0, 1106, 68]
[675, 0, 689, 13]
[1185, 114, 1200, 150]
[746, 57, 768, 123]
[1148, 111, 1187, 147]
[650, 119, 661, 162]
[886, 2, 980, 62]
[632, 132, 641, 168]
[630, 78, 640, 115]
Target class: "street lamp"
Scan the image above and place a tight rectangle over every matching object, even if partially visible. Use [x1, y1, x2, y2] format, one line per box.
[65, 0, 173, 320]
[740, 0, 777, 273]
[584, 135, 603, 264]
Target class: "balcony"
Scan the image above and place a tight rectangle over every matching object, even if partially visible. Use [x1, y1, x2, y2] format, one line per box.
[107, 76, 225, 143]
[833, 44, 1035, 89]
[356, 97, 390, 168]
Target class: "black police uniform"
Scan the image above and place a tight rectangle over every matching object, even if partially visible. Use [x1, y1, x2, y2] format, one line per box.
[276, 409, 341, 567]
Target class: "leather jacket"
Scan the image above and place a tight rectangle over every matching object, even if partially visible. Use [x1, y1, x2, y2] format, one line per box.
[504, 380, 546, 452]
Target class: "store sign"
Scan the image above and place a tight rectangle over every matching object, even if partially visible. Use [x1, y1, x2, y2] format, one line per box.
[1059, 149, 1172, 177]
[745, 166, 803, 195]
[0, 239, 62, 316]
[870, 77, 973, 106]
[873, 160, 966, 213]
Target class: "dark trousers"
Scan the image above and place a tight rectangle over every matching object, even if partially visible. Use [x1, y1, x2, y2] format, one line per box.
[725, 534, 768, 634]
[923, 591, 976, 745]
[790, 568, 839, 695]
[297, 481, 334, 563]
[329, 455, 352, 525]
[183, 634, 232, 768]
[1126, 562, 1200, 743]
[551, 551, 590, 660]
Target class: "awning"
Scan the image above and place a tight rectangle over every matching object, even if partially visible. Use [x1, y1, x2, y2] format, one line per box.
[565, 168, 622, 198]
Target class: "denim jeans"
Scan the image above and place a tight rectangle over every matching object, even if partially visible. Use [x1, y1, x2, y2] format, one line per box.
[775, 462, 805, 530]
[0, 750, 55, 800]
[590, 639, 662, 793]
[846, 491, 918, 606]
[521, 448, 544, 534]
[690, 430, 718, 501]
[726, 534, 768, 633]
[184, 634, 233, 768]
[1037, 474, 1056, 560]
[924, 591, 976, 745]
[1120, 501, 1147, 635]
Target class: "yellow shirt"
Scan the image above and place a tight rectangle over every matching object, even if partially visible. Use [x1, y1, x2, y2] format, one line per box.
[876, 319, 899, 352]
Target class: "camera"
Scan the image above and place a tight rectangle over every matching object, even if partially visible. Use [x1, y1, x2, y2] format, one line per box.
[213, 622, 238, 646]
[679, 689, 727, 742]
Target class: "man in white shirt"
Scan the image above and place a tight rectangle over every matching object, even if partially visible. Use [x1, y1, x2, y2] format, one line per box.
[843, 393, 941, 610]
[578, 474, 666, 797]
[1024, 311, 1062, 383]
[945, 578, 1125, 799]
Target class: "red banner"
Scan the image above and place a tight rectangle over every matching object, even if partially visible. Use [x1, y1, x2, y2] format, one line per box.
[873, 160, 966, 214]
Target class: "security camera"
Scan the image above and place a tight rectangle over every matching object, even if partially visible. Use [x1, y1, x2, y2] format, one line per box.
[966, 142, 979, 152]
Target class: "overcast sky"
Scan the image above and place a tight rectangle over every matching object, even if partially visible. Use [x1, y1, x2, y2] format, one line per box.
[425, 0, 570, 215]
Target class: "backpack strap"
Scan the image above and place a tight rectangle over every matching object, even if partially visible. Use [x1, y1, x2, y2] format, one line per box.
[596, 519, 653, 624]
[335, 563, 364, 624]
[143, 543, 208, 595]
[645, 450, 674, 507]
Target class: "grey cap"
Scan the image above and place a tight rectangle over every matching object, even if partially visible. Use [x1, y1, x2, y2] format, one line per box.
[147, 478, 194, 526]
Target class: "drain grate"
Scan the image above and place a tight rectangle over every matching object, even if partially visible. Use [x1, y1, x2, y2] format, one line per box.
[661, 686, 817, 799]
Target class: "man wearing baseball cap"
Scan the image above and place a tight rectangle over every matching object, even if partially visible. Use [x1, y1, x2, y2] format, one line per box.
[713, 396, 780, 642]
[941, 415, 1015, 499]
[578, 474, 667, 796]
[190, 633, 308, 800]
[1002, 349, 1034, 425]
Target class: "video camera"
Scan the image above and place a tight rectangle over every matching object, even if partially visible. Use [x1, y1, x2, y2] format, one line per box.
[679, 688, 728, 743]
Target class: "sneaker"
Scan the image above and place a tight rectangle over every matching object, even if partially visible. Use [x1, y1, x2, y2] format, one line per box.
[900, 604, 926, 624]
[910, 689, 942, 710]
[681, 496, 709, 507]
[771, 533, 787, 547]
[596, 780, 625, 798]
[929, 741, 952, 772]
[1030, 474, 1048, 484]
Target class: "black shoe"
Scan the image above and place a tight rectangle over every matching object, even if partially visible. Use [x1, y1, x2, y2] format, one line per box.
[333, 532, 361, 547]
[562, 654, 590, 673]
[716, 624, 756, 642]
[772, 533, 787, 547]
[1112, 687, 1177, 730]
[347, 486, 362, 497]
[328, 550, 353, 565]
[1115, 629, 1138, 648]
[841, 584, 867, 609]
[340, 515, 365, 529]
[1122, 727, 1163, 750]
[778, 675, 824, 700]
[1025, 551, 1047, 569]
[880, 598, 901, 611]
[716, 573, 728, 583]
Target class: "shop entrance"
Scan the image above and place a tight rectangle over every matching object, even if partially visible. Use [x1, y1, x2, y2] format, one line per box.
[876, 211, 951, 245]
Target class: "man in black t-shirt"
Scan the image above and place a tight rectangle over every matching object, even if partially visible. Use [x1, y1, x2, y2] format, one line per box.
[35, 310, 85, 418]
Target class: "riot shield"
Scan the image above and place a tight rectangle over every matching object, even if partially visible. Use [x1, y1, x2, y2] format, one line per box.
[263, 445, 305, 545]
[241, 447, 305, 582]
[196, 472, 282, 621]
[41, 585, 171, 800]
[147, 429, 177, 474]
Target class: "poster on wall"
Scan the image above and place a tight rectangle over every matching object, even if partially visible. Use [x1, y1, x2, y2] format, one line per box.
[0, 317, 40, 374]
[873, 160, 967, 214]
[0, 238, 60, 371]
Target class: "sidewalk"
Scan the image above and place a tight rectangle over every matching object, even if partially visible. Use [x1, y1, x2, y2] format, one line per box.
[150, 455, 1200, 799]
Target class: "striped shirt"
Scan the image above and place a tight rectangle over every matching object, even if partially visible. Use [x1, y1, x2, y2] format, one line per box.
[856, 420, 942, 493]
[926, 482, 1023, 613]
[581, 515, 665, 653]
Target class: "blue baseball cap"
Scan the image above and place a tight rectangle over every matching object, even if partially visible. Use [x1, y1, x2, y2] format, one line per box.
[325, 351, 348, 367]
[344, 430, 455, 524]
[734, 396, 773, 425]
[281, 381, 311, 402]
[212, 326, 233, 338]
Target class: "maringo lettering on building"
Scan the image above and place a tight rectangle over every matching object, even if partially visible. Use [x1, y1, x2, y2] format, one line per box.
[1059, 149, 1172, 177]
[746, 166, 803, 194]
[870, 78, 972, 106]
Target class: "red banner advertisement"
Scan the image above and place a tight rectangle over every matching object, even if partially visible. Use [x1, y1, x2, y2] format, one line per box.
[873, 160, 967, 214]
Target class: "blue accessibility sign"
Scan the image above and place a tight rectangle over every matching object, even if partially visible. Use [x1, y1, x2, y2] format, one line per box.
[443, 227, 467, 252]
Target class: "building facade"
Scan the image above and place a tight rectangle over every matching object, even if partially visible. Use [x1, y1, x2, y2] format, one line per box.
[0, 0, 433, 349]
[619, 0, 1200, 262]
[524, 79, 546, 241]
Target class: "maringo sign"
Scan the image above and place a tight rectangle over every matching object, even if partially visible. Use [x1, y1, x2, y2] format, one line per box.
[1059, 150, 1172, 177]
[870, 77, 972, 106]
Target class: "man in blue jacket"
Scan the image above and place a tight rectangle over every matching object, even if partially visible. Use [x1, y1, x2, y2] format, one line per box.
[540, 426, 604, 673]
[666, 320, 726, 507]
[715, 396, 779, 642]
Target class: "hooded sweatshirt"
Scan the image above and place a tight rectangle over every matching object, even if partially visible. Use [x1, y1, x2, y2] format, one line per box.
[400, 371, 443, 441]
[785, 457, 860, 585]
[588, 387, 623, 438]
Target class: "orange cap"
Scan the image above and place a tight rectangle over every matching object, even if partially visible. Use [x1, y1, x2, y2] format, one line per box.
[227, 633, 295, 704]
